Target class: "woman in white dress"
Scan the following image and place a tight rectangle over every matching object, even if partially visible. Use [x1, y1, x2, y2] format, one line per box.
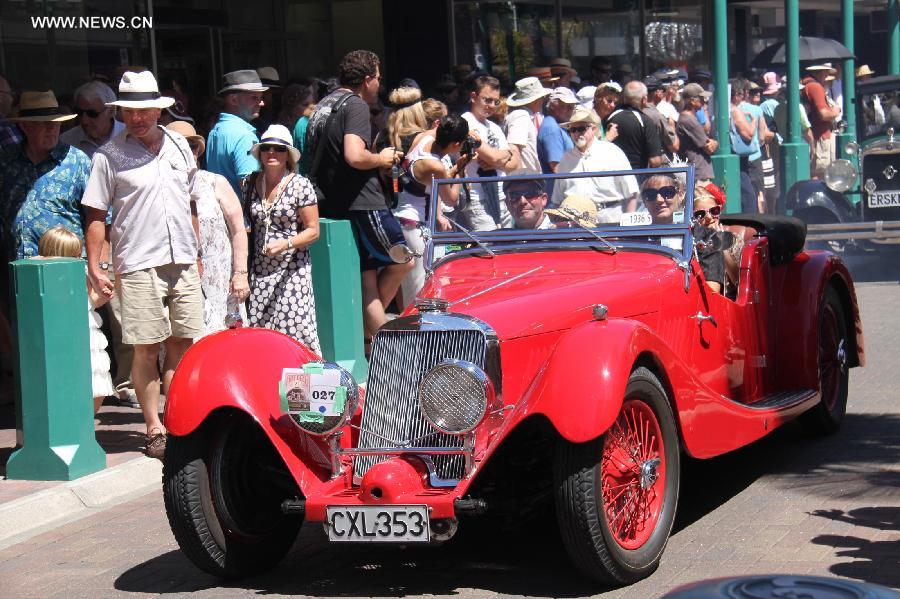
[166, 122, 250, 335]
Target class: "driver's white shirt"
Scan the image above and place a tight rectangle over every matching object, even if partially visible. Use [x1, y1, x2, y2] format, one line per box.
[552, 140, 639, 223]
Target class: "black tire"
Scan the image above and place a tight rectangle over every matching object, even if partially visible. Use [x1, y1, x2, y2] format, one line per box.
[801, 286, 850, 435]
[163, 412, 303, 578]
[554, 367, 680, 585]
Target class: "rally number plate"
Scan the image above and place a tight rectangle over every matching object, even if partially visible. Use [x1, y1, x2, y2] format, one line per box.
[325, 505, 430, 543]
[868, 190, 900, 208]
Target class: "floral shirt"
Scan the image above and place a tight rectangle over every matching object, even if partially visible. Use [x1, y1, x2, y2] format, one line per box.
[0, 142, 91, 260]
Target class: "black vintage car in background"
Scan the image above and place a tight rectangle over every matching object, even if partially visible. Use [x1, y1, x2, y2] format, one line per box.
[786, 74, 900, 248]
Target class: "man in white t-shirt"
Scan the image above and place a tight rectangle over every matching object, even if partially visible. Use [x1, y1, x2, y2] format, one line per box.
[552, 106, 638, 223]
[504, 76, 550, 176]
[460, 75, 521, 230]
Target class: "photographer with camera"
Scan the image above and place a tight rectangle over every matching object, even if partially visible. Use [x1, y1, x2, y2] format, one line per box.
[394, 115, 474, 308]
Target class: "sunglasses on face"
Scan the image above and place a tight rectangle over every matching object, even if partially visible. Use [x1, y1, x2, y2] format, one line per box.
[506, 189, 543, 202]
[76, 108, 104, 119]
[568, 125, 590, 134]
[641, 186, 678, 202]
[479, 96, 501, 106]
[693, 205, 722, 220]
[260, 144, 287, 153]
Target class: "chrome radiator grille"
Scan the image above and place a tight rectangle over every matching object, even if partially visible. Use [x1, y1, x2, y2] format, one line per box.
[354, 329, 486, 481]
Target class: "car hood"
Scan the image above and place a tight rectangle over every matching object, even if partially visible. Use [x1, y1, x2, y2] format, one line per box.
[416, 250, 674, 340]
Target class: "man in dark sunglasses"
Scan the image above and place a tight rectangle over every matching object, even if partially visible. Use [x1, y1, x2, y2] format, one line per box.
[503, 179, 551, 229]
[60, 80, 124, 158]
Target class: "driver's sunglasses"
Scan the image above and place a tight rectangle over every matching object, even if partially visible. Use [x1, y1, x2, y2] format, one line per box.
[641, 186, 678, 202]
[693, 205, 722, 220]
[506, 189, 542, 202]
[75, 107, 104, 119]
[259, 144, 288, 153]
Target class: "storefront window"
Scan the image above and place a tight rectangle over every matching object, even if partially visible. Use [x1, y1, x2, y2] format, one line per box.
[561, 0, 641, 82]
[453, 1, 558, 86]
[643, 0, 705, 74]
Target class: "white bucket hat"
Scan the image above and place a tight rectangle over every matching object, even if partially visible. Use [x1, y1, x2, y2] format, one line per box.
[251, 124, 300, 163]
[107, 71, 175, 109]
[506, 77, 551, 107]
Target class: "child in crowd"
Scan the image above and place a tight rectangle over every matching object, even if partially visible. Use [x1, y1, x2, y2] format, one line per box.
[38, 226, 114, 414]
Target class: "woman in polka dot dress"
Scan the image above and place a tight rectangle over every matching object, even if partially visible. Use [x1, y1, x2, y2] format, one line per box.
[244, 125, 321, 353]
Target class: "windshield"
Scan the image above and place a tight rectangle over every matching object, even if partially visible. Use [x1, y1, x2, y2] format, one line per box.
[425, 166, 696, 268]
[858, 88, 900, 139]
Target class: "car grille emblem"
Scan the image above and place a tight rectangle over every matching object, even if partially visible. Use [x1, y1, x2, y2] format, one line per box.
[884, 165, 897, 180]
[865, 178, 877, 194]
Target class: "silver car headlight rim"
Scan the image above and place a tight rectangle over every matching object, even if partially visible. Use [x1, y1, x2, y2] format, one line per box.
[824, 159, 858, 193]
[418, 359, 494, 435]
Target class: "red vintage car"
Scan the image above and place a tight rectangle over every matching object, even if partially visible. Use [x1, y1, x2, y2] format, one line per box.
[161, 168, 863, 586]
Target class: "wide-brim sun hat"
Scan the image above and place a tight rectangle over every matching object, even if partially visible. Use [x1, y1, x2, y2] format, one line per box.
[806, 63, 837, 75]
[165, 121, 205, 155]
[545, 193, 599, 228]
[219, 70, 269, 95]
[507, 76, 552, 107]
[10, 90, 77, 122]
[107, 71, 175, 109]
[561, 106, 600, 129]
[856, 64, 875, 78]
[251, 124, 300, 163]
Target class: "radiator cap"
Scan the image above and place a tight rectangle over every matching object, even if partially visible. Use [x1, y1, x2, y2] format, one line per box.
[414, 297, 450, 313]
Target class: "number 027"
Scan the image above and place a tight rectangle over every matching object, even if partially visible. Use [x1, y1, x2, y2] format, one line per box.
[312, 389, 335, 400]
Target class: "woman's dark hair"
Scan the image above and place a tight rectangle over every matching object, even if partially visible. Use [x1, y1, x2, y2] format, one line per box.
[435, 115, 469, 147]
[339, 50, 380, 88]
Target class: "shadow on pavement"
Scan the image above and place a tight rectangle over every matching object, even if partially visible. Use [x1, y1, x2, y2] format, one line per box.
[809, 507, 900, 589]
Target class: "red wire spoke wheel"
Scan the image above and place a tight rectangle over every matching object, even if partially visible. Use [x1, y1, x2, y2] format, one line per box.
[802, 286, 850, 435]
[600, 399, 666, 550]
[555, 367, 680, 585]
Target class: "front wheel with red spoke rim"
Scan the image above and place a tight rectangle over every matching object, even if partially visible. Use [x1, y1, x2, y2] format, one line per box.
[801, 287, 850, 435]
[555, 367, 680, 585]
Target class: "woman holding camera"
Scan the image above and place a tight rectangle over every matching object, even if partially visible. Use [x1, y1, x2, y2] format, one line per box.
[394, 115, 472, 308]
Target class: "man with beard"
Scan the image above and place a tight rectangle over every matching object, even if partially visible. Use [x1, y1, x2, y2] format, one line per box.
[551, 106, 638, 223]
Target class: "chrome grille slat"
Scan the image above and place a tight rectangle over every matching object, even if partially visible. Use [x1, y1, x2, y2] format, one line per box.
[355, 329, 486, 481]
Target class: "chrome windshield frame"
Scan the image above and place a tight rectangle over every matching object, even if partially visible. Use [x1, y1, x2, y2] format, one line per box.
[425, 165, 697, 274]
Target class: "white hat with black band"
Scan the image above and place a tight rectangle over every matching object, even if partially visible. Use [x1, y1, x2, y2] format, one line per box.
[107, 71, 175, 109]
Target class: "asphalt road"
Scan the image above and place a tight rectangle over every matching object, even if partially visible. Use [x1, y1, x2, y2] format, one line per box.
[1, 252, 898, 598]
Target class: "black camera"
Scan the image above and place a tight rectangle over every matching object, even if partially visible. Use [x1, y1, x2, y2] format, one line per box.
[460, 135, 481, 159]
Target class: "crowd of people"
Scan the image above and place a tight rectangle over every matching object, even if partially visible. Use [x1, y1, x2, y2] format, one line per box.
[0, 49, 860, 458]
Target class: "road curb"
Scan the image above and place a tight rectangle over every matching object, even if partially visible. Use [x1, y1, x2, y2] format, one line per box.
[0, 456, 161, 550]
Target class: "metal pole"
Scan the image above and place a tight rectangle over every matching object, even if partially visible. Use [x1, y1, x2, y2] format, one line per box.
[711, 0, 740, 211]
[836, 0, 857, 181]
[890, 0, 900, 74]
[779, 0, 810, 205]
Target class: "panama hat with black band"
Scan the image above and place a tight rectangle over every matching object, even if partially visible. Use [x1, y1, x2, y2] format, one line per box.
[106, 71, 175, 109]
[10, 90, 77, 122]
[250, 124, 300, 163]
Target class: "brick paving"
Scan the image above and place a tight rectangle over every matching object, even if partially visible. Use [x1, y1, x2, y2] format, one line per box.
[0, 265, 898, 597]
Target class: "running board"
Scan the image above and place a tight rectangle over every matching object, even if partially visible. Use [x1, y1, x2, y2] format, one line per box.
[746, 389, 817, 410]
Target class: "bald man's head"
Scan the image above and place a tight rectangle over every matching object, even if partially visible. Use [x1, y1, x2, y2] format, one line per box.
[0, 76, 13, 118]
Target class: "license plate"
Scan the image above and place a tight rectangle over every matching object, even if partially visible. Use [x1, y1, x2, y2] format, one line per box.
[325, 505, 430, 543]
[868, 190, 900, 208]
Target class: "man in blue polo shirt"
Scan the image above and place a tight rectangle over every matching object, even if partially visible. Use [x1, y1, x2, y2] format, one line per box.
[206, 70, 267, 197]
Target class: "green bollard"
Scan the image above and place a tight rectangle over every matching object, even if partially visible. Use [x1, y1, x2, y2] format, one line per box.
[7, 258, 105, 480]
[309, 218, 368, 381]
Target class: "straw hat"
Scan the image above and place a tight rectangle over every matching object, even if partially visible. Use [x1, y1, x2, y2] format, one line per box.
[219, 70, 269, 95]
[9, 90, 76, 122]
[165, 121, 205, 155]
[545, 194, 599, 228]
[107, 71, 175, 109]
[856, 64, 875, 78]
[560, 106, 600, 129]
[806, 63, 837, 75]
[250, 124, 300, 163]
[506, 77, 552, 107]
[525, 67, 559, 84]
[549, 57, 578, 77]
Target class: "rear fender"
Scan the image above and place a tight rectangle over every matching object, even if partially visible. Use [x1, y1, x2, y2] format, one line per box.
[785, 180, 856, 222]
[165, 328, 339, 490]
[510, 319, 676, 444]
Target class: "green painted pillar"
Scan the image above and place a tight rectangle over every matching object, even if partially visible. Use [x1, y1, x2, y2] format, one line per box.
[836, 0, 858, 190]
[309, 219, 367, 381]
[780, 0, 811, 208]
[7, 258, 105, 481]
[890, 0, 900, 75]
[710, 0, 741, 212]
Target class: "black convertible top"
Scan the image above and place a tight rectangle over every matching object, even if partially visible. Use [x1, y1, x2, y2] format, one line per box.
[718, 214, 807, 266]
[856, 74, 900, 96]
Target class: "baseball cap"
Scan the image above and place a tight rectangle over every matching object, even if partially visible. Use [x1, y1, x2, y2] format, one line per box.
[682, 82, 712, 100]
[503, 178, 546, 197]
[549, 87, 578, 104]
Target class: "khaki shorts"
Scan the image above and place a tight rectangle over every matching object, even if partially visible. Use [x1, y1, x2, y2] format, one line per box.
[813, 135, 835, 179]
[117, 263, 204, 345]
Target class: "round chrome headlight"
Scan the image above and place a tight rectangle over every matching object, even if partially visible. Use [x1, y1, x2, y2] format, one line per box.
[844, 141, 859, 156]
[824, 159, 858, 193]
[418, 360, 493, 435]
[286, 362, 359, 437]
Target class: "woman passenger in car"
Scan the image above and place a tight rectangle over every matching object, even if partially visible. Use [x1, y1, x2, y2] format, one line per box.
[692, 190, 728, 294]
[694, 184, 742, 294]
[640, 175, 685, 224]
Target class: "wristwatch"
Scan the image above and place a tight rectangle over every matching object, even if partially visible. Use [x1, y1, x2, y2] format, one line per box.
[99, 261, 110, 271]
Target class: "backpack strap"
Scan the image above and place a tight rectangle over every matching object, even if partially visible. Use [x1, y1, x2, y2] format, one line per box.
[309, 91, 354, 180]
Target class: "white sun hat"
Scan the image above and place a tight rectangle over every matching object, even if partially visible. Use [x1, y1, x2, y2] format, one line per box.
[576, 85, 597, 110]
[107, 71, 175, 109]
[250, 124, 300, 163]
[506, 76, 552, 107]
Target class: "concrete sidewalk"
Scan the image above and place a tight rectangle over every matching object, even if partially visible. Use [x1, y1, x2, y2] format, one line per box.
[0, 401, 162, 549]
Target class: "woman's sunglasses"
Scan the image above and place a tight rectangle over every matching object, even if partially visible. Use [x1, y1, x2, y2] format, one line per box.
[641, 185, 678, 202]
[693, 205, 722, 220]
[260, 144, 288, 153]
